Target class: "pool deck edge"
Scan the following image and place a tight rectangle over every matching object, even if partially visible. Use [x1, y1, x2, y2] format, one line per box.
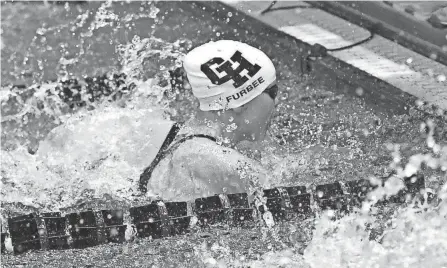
[197, 1, 446, 119]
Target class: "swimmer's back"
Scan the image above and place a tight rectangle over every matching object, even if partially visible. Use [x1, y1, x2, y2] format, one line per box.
[146, 133, 269, 201]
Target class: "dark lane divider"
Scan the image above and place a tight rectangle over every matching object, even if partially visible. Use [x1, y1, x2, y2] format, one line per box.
[2, 175, 430, 255]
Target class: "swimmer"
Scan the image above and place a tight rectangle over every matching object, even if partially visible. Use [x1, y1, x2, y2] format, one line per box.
[140, 40, 279, 201]
[30, 40, 278, 204]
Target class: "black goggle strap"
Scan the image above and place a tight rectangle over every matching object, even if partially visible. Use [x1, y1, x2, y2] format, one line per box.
[264, 84, 278, 100]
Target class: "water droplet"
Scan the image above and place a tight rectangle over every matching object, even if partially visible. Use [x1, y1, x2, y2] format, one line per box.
[280, 92, 288, 100]
[415, 99, 424, 107]
[406, 58, 413, 64]
[226, 123, 238, 132]
[36, 28, 45, 35]
[386, 143, 394, 151]
[355, 87, 364, 96]
[205, 258, 217, 265]
[430, 53, 438, 60]
[110, 227, 118, 237]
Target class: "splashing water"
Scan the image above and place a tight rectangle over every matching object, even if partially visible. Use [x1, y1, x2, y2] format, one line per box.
[1, 1, 190, 219]
[1, 1, 447, 267]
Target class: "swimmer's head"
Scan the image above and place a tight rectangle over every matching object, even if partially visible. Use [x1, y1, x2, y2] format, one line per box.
[181, 40, 278, 143]
[182, 40, 276, 111]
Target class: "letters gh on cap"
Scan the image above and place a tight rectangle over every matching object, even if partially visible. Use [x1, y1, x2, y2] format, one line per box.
[183, 40, 277, 111]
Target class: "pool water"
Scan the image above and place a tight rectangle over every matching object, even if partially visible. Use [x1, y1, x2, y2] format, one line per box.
[1, 1, 446, 267]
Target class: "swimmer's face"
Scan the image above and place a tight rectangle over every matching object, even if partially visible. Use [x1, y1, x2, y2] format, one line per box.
[237, 86, 277, 142]
[174, 64, 277, 143]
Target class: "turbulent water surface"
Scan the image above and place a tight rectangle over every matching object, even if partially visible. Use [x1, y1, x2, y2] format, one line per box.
[1, 1, 447, 267]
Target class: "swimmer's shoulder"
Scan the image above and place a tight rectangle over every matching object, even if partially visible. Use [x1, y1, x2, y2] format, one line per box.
[167, 119, 243, 160]
[167, 137, 244, 169]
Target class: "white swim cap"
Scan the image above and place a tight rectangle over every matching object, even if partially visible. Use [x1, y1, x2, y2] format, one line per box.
[183, 40, 276, 111]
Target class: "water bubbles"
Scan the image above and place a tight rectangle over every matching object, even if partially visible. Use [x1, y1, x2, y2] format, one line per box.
[326, 209, 335, 218]
[148, 5, 160, 19]
[317, 191, 324, 198]
[415, 99, 424, 107]
[263, 211, 275, 228]
[426, 69, 434, 77]
[437, 74, 446, 82]
[110, 227, 119, 237]
[433, 144, 441, 154]
[229, 116, 234, 122]
[406, 57, 413, 64]
[404, 162, 418, 177]
[355, 87, 363, 96]
[204, 257, 217, 266]
[225, 123, 238, 133]
[227, 12, 233, 17]
[385, 143, 394, 151]
[427, 136, 435, 148]
[362, 128, 370, 136]
[36, 28, 46, 35]
[429, 53, 438, 60]
[280, 92, 289, 101]
[250, 133, 256, 140]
